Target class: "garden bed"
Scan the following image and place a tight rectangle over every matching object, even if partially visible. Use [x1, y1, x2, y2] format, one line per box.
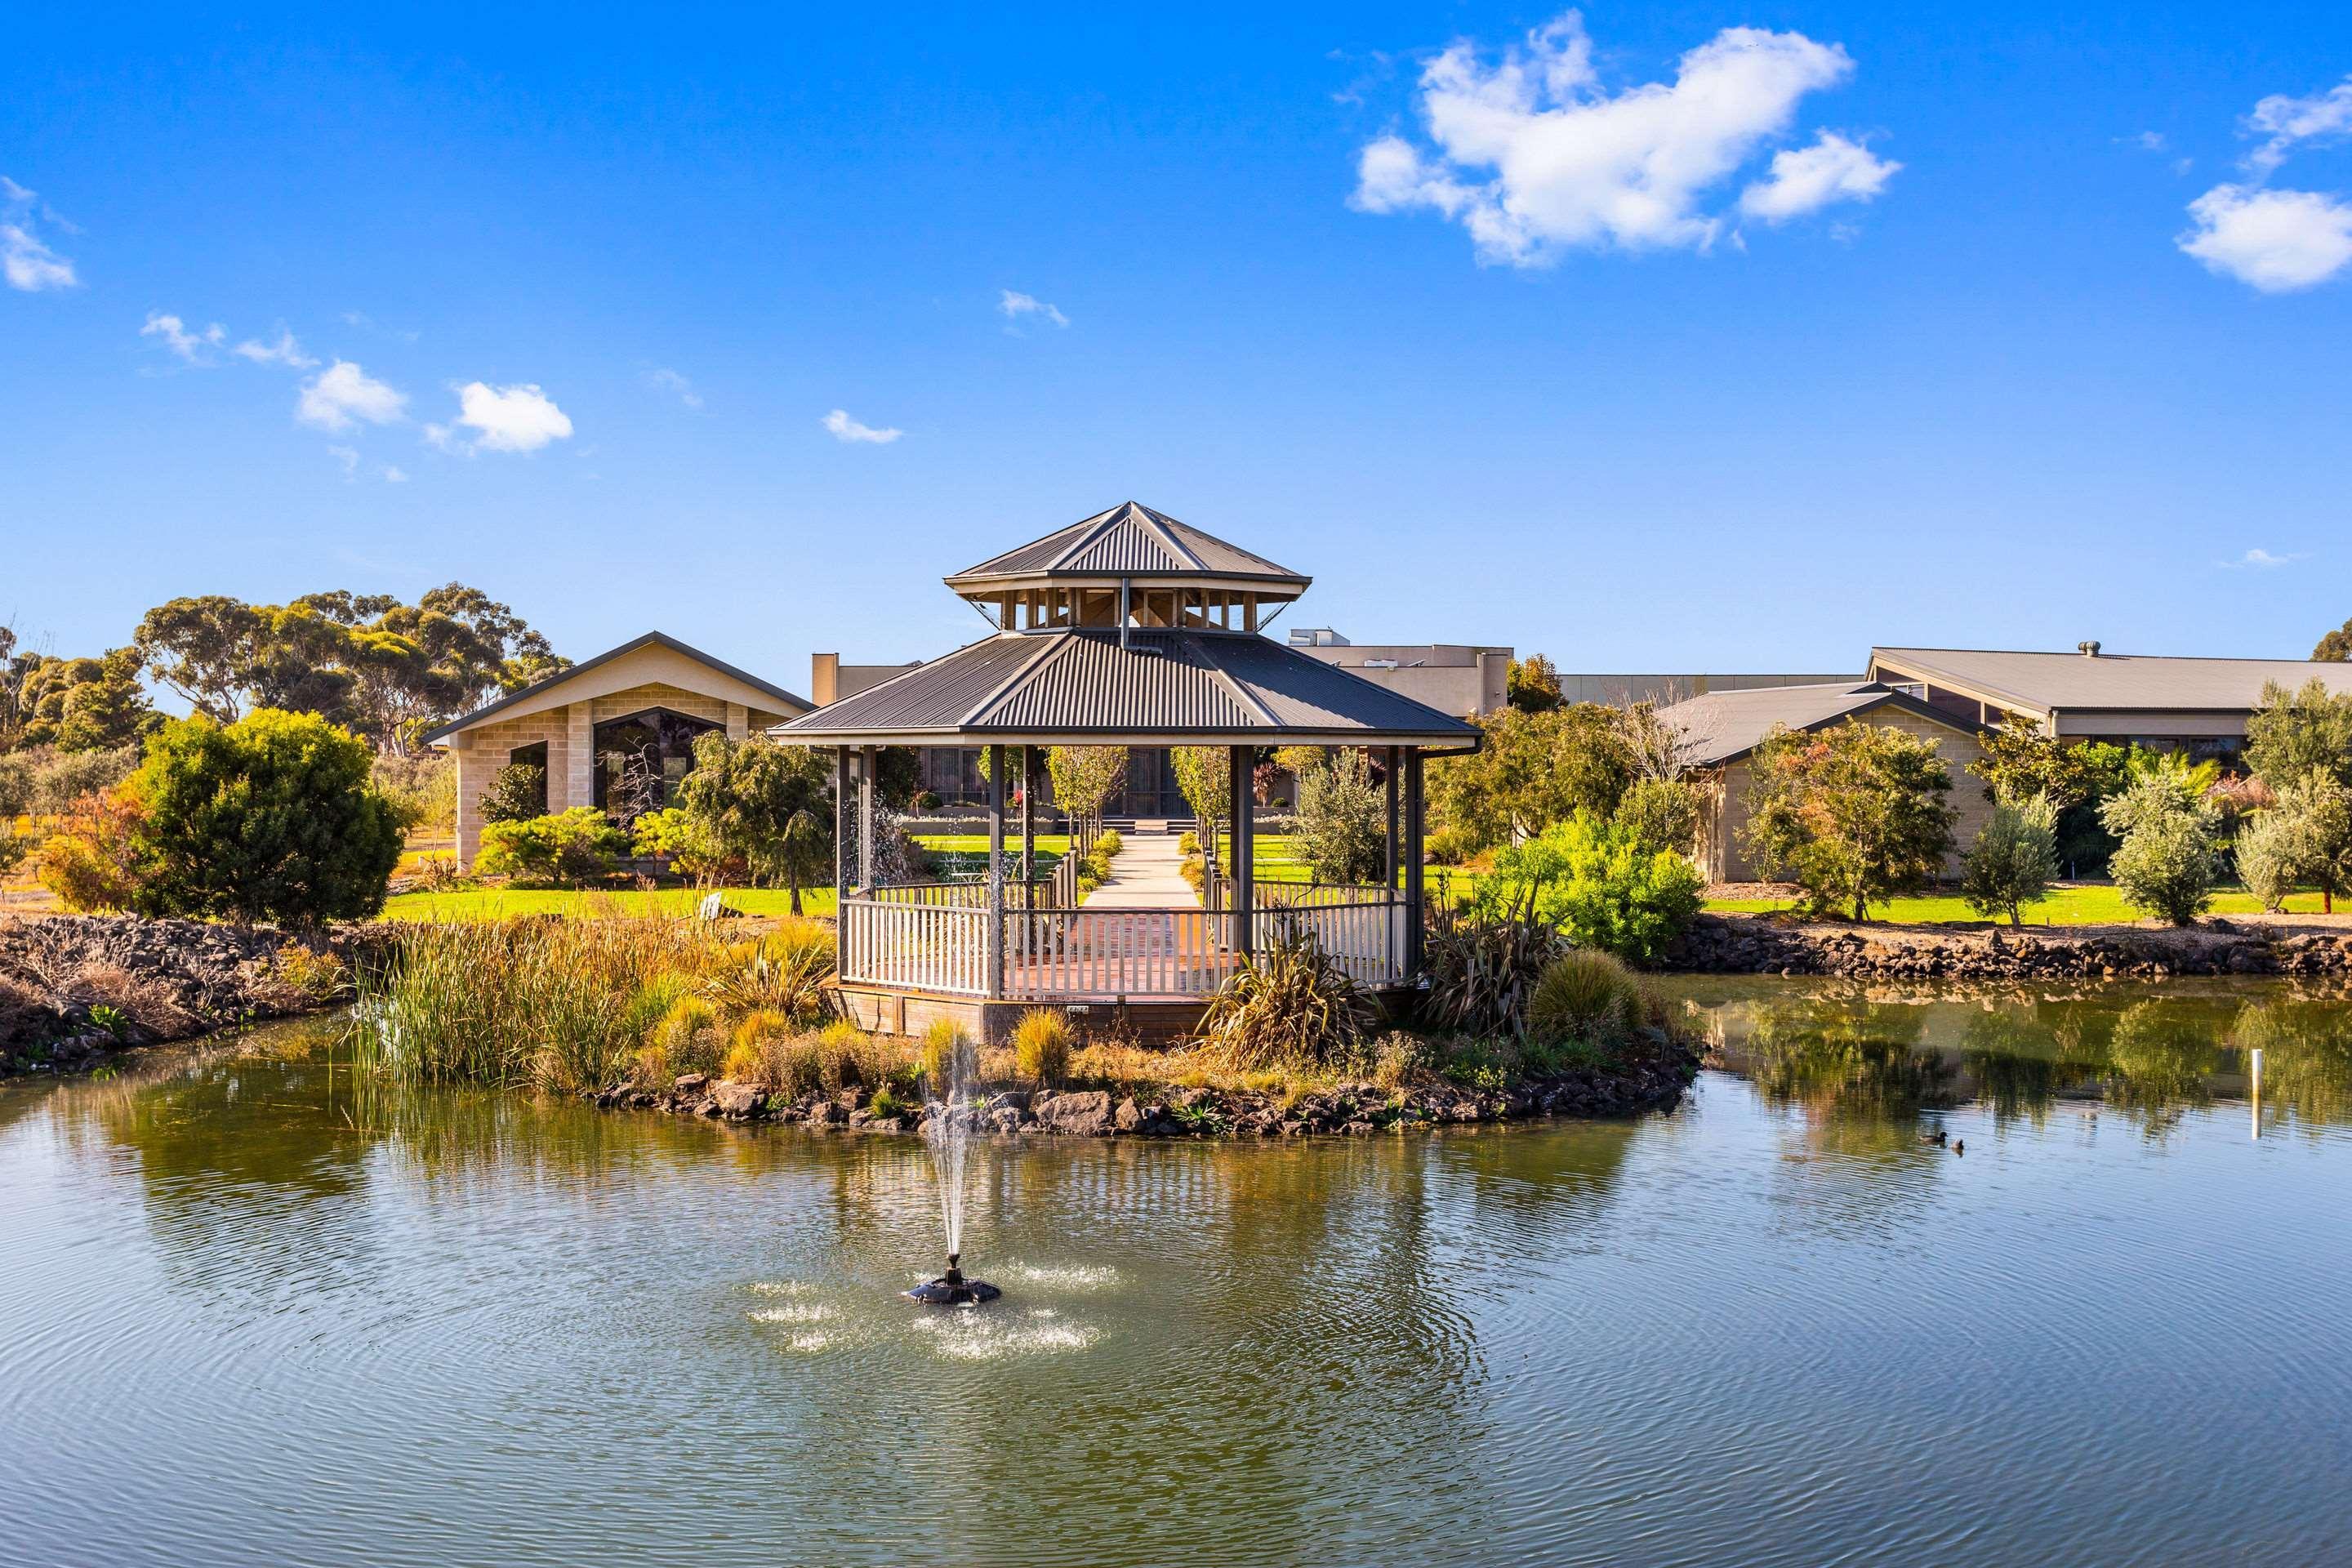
[1665, 909, 2352, 979]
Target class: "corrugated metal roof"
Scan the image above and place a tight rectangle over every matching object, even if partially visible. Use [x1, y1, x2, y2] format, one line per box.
[947, 501, 1308, 588]
[1870, 647, 2352, 715]
[1657, 681, 1974, 767]
[782, 628, 1481, 744]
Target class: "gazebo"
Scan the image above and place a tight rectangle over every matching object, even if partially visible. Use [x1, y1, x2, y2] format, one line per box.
[781, 501, 1480, 1040]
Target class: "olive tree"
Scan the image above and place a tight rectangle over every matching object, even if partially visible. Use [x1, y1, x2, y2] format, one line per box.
[1291, 748, 1387, 884]
[1959, 794, 2059, 926]
[676, 734, 834, 912]
[2100, 773, 2221, 925]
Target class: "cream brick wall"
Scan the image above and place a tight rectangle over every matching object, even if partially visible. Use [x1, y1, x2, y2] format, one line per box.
[1698, 712, 1993, 885]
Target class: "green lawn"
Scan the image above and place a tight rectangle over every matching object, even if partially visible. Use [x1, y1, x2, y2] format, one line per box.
[1703, 884, 2333, 925]
[912, 833, 1074, 854]
[381, 887, 838, 922]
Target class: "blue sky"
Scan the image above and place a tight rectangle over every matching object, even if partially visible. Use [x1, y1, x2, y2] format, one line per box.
[6, 4, 2351, 697]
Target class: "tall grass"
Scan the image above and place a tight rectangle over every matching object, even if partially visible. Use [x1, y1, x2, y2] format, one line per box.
[351, 915, 838, 1093]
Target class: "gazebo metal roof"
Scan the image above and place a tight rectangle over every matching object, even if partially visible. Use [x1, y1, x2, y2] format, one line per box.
[944, 501, 1310, 597]
[778, 627, 1481, 747]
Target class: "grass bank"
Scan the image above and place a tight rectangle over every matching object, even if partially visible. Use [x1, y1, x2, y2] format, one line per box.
[1703, 884, 2338, 925]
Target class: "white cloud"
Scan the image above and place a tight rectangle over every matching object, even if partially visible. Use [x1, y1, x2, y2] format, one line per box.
[234, 327, 317, 368]
[3, 220, 78, 291]
[1350, 11, 1886, 263]
[382, 465, 410, 483]
[298, 360, 408, 430]
[2222, 548, 2308, 569]
[649, 367, 704, 408]
[327, 445, 361, 479]
[999, 289, 1070, 327]
[822, 408, 902, 444]
[140, 311, 226, 361]
[2246, 76, 2352, 175]
[436, 381, 575, 453]
[2132, 131, 2168, 153]
[2179, 184, 2352, 292]
[1739, 131, 1900, 221]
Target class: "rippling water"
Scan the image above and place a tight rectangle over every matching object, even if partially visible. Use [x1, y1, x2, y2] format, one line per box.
[5, 981, 2352, 1566]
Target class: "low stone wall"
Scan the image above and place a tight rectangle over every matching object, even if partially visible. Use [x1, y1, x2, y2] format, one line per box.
[0, 915, 386, 1076]
[598, 1037, 1700, 1138]
[1663, 911, 2352, 981]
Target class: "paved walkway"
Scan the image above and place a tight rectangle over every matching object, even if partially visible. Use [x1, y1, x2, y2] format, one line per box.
[1082, 830, 1201, 910]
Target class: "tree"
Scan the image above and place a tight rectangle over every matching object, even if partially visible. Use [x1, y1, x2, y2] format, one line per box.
[2271, 777, 2352, 914]
[12, 650, 157, 752]
[1045, 745, 1128, 848]
[134, 595, 270, 723]
[2234, 805, 2301, 912]
[676, 734, 835, 910]
[1506, 653, 1564, 713]
[1428, 703, 1634, 850]
[2314, 621, 2352, 662]
[2100, 773, 2220, 925]
[1615, 776, 1701, 857]
[1170, 747, 1233, 865]
[128, 709, 403, 927]
[1292, 748, 1387, 884]
[1960, 794, 2060, 926]
[1967, 722, 2103, 809]
[2245, 679, 2352, 790]
[1477, 813, 1704, 965]
[1742, 720, 1957, 921]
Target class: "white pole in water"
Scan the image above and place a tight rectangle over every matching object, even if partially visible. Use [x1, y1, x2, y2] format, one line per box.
[2250, 1046, 2264, 1142]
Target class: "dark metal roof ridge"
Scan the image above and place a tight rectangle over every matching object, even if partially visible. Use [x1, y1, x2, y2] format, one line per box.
[422, 630, 810, 745]
[1692, 686, 1980, 768]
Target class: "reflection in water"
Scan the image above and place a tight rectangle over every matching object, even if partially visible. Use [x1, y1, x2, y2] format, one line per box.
[1665, 976, 2352, 1139]
[6, 1003, 2352, 1566]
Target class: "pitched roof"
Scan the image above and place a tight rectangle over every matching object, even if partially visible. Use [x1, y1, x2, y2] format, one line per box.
[945, 501, 1309, 592]
[1659, 681, 1974, 768]
[779, 628, 1481, 746]
[1869, 647, 2352, 715]
[421, 631, 810, 744]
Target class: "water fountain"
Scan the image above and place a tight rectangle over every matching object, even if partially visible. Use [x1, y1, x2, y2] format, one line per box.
[902, 1027, 1000, 1307]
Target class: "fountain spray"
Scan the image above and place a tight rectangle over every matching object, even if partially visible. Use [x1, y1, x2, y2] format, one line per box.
[904, 1024, 999, 1306]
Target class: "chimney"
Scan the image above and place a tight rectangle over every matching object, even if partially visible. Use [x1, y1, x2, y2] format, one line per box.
[812, 653, 839, 706]
[2078, 640, 2101, 658]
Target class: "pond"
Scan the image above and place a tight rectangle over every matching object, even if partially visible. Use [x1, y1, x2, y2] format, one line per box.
[5, 980, 2351, 1566]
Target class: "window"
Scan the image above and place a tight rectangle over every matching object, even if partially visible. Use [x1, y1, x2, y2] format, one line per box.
[507, 741, 550, 816]
[592, 708, 719, 817]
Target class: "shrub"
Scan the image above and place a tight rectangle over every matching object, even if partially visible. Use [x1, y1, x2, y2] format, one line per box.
[1477, 813, 1704, 964]
[1527, 949, 1644, 1047]
[641, 995, 722, 1081]
[2101, 774, 2221, 924]
[1419, 906, 1569, 1038]
[1959, 795, 2060, 926]
[702, 920, 836, 1027]
[130, 709, 404, 927]
[1012, 1007, 1071, 1085]
[1178, 830, 1200, 856]
[1615, 777, 1701, 858]
[36, 787, 145, 912]
[2234, 807, 2301, 911]
[268, 945, 353, 1007]
[1293, 747, 1387, 884]
[477, 808, 630, 886]
[1199, 929, 1381, 1071]
[917, 1017, 980, 1095]
[2268, 777, 2352, 913]
[476, 761, 548, 826]
[1094, 828, 1124, 859]
[1424, 822, 1486, 866]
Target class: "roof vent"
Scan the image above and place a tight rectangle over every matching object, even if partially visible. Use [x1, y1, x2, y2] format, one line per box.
[2078, 640, 2101, 658]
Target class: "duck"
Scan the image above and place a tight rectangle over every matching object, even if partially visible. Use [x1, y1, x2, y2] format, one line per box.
[1921, 1127, 1947, 1146]
[1953, 1138, 1965, 1156]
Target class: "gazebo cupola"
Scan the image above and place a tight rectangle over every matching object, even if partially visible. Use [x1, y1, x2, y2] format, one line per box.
[943, 500, 1310, 635]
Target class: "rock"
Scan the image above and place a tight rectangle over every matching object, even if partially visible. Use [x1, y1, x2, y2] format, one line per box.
[712, 1081, 765, 1119]
[989, 1089, 1031, 1112]
[674, 1073, 709, 1093]
[1034, 1089, 1114, 1136]
[988, 1107, 1027, 1136]
[1114, 1095, 1144, 1132]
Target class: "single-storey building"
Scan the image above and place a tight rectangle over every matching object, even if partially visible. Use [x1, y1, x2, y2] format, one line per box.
[1866, 644, 2352, 758]
[1659, 681, 1996, 884]
[425, 630, 809, 868]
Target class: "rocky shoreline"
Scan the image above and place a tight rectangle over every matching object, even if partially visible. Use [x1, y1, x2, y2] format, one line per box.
[595, 1038, 1703, 1138]
[0, 915, 379, 1077]
[1664, 910, 2352, 980]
